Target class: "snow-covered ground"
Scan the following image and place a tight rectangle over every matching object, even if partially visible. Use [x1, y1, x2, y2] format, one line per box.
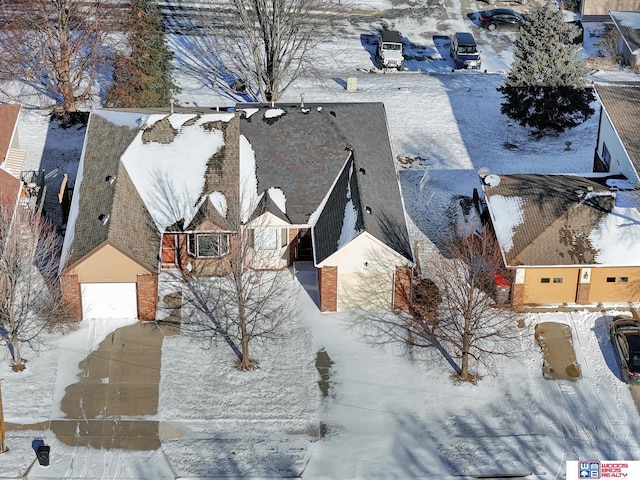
[2, 0, 640, 478]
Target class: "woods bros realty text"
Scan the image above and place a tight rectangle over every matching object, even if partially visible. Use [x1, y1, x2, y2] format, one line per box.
[567, 461, 638, 478]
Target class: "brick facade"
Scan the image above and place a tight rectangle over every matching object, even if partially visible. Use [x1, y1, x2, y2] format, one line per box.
[318, 266, 338, 312]
[61, 273, 82, 321]
[137, 274, 158, 321]
[511, 283, 524, 307]
[394, 266, 412, 311]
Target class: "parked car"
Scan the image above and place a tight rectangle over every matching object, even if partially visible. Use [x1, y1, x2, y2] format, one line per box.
[450, 32, 482, 70]
[610, 317, 640, 385]
[478, 9, 527, 30]
[377, 30, 404, 70]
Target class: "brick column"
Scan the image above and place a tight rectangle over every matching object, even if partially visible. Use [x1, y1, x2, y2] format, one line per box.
[61, 274, 82, 321]
[137, 274, 158, 321]
[394, 266, 412, 311]
[318, 266, 337, 312]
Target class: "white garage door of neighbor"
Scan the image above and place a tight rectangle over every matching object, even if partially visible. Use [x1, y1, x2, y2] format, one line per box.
[81, 283, 138, 319]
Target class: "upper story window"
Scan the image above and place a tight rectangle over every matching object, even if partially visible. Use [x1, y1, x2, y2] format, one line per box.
[248, 228, 288, 250]
[187, 233, 229, 258]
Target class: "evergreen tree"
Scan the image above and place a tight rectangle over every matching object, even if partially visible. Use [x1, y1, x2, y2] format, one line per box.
[105, 0, 179, 108]
[498, 3, 594, 135]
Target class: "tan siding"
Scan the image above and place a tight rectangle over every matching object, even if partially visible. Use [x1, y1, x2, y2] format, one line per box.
[522, 268, 579, 304]
[69, 244, 151, 283]
[588, 267, 640, 303]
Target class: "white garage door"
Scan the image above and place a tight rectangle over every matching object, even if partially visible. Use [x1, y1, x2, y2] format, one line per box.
[337, 272, 393, 310]
[81, 283, 138, 319]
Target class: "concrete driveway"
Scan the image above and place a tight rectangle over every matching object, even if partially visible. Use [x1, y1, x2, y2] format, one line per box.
[50, 322, 166, 450]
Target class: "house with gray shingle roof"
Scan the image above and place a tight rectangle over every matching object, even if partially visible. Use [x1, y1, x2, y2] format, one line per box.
[482, 173, 640, 307]
[593, 83, 640, 181]
[60, 103, 414, 320]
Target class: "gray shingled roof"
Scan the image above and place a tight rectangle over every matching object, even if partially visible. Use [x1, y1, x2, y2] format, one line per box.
[66, 114, 160, 273]
[239, 103, 412, 263]
[595, 83, 640, 178]
[484, 174, 616, 267]
[69, 103, 412, 273]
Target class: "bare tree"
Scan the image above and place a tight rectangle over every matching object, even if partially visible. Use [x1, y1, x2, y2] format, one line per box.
[349, 225, 524, 383]
[160, 198, 299, 371]
[183, 0, 338, 102]
[0, 0, 125, 113]
[0, 204, 66, 371]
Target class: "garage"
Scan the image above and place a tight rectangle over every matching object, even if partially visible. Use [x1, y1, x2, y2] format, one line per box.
[81, 283, 138, 320]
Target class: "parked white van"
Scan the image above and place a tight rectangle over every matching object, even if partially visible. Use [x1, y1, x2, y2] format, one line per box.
[450, 32, 482, 70]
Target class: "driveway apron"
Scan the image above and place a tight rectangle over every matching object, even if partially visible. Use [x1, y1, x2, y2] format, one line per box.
[50, 322, 164, 450]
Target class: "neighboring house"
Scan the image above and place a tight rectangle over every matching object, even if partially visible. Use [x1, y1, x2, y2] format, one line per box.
[581, 0, 640, 22]
[0, 104, 45, 216]
[60, 103, 414, 321]
[482, 173, 640, 307]
[610, 11, 640, 69]
[593, 83, 640, 179]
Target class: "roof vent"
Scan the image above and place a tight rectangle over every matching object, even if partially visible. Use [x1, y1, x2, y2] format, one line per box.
[359, 167, 366, 175]
[330, 111, 336, 117]
[105, 175, 116, 185]
[477, 166, 490, 179]
[484, 174, 501, 187]
[98, 213, 110, 226]
[365, 206, 372, 214]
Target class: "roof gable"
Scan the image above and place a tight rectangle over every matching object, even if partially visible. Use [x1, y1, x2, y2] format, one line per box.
[65, 112, 160, 273]
[239, 103, 413, 263]
[595, 83, 640, 178]
[484, 174, 640, 267]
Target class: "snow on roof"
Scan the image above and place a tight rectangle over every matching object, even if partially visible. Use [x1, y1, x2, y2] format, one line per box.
[611, 10, 640, 30]
[268, 187, 286, 214]
[239, 134, 259, 223]
[488, 194, 524, 253]
[590, 202, 640, 265]
[265, 108, 286, 119]
[121, 113, 232, 230]
[337, 163, 361, 248]
[240, 108, 260, 118]
[207, 191, 227, 218]
[93, 109, 148, 128]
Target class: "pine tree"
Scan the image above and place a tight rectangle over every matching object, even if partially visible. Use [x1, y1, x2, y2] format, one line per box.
[105, 0, 179, 108]
[498, 3, 594, 135]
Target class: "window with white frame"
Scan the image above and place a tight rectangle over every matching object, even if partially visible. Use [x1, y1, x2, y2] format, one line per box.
[255, 228, 277, 250]
[187, 233, 229, 258]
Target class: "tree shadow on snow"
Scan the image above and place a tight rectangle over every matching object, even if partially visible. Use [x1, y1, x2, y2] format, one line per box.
[167, 35, 259, 104]
[594, 314, 623, 380]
